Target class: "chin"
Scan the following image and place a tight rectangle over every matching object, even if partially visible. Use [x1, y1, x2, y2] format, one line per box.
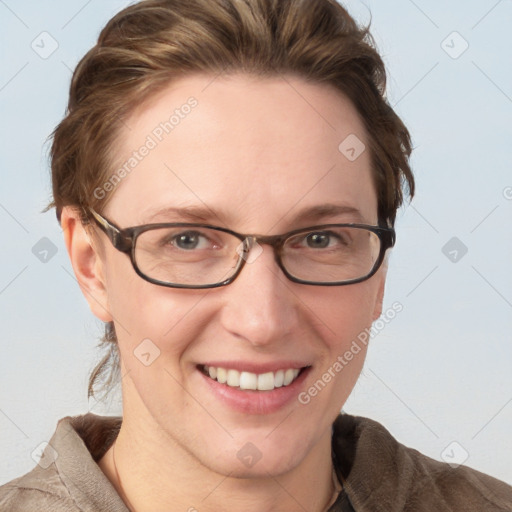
[192, 421, 322, 480]
[204, 445, 306, 479]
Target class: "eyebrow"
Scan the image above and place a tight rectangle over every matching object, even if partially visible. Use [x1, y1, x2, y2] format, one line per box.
[290, 204, 365, 224]
[141, 203, 366, 226]
[142, 205, 226, 224]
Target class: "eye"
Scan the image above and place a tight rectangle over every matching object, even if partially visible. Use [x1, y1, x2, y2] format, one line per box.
[172, 231, 211, 250]
[300, 231, 348, 249]
[304, 232, 332, 248]
[286, 228, 354, 252]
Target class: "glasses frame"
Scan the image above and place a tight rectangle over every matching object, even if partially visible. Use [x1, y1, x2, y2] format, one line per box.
[87, 208, 395, 289]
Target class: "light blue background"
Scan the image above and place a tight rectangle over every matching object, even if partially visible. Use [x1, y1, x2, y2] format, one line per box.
[1, 0, 511, 485]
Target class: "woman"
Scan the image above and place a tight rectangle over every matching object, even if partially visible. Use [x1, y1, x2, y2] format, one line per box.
[1, 0, 511, 510]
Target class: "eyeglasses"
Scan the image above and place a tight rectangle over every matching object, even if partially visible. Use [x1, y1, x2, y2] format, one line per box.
[88, 209, 395, 289]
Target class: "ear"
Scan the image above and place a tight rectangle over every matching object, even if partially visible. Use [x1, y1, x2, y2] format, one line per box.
[371, 265, 387, 321]
[61, 206, 113, 323]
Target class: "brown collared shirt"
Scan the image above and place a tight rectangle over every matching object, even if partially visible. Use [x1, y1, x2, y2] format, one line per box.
[1, 413, 511, 511]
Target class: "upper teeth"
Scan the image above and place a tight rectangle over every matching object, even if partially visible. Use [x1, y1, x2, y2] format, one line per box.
[204, 366, 301, 391]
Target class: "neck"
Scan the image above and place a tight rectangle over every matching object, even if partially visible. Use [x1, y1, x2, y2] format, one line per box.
[100, 410, 339, 512]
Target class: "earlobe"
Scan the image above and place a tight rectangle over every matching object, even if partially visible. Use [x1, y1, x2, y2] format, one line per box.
[61, 206, 113, 323]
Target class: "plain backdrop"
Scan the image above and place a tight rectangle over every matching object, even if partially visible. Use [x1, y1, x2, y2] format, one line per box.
[1, 0, 511, 485]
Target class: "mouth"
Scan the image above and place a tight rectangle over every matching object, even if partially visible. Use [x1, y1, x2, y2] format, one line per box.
[199, 364, 309, 392]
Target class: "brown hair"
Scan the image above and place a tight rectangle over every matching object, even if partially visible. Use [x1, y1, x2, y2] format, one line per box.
[49, 0, 414, 400]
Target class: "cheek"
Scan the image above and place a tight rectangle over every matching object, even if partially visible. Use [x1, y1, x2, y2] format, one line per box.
[306, 279, 380, 350]
[102, 251, 207, 364]
[294, 284, 379, 417]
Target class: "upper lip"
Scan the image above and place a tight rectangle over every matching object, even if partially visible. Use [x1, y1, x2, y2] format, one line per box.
[199, 361, 311, 374]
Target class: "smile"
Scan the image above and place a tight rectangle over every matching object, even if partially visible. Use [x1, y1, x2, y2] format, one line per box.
[200, 365, 305, 391]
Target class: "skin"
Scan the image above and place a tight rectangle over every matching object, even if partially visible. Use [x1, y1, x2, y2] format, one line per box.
[61, 73, 387, 512]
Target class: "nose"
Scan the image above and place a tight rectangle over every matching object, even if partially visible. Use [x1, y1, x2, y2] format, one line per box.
[218, 242, 300, 348]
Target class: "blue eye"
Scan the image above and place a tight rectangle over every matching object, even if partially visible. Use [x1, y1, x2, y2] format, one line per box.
[172, 231, 209, 250]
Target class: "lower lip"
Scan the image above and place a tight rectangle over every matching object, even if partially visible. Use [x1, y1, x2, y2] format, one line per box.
[198, 367, 311, 415]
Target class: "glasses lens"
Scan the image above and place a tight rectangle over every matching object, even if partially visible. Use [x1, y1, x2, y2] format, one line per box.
[282, 226, 381, 283]
[134, 226, 242, 286]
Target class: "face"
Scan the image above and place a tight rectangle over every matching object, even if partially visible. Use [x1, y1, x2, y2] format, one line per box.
[66, 73, 386, 477]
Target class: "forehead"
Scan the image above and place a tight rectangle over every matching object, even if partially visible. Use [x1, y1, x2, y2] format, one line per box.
[106, 73, 377, 229]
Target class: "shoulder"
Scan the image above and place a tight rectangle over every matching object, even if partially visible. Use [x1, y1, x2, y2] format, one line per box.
[0, 413, 126, 512]
[0, 465, 78, 512]
[332, 414, 512, 511]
